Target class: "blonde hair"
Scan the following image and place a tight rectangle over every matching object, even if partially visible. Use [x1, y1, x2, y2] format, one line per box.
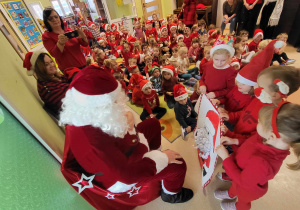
[204, 46, 212, 54]
[259, 103, 300, 170]
[177, 42, 186, 48]
[277, 33, 288, 39]
[258, 39, 271, 50]
[258, 66, 300, 96]
[178, 47, 188, 55]
[212, 48, 231, 57]
[169, 57, 178, 67]
[144, 55, 152, 62]
[239, 30, 249, 37]
[103, 59, 112, 68]
[209, 39, 215, 46]
[233, 43, 242, 55]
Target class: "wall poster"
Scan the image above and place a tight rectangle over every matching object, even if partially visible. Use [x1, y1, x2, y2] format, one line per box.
[1, 0, 42, 49]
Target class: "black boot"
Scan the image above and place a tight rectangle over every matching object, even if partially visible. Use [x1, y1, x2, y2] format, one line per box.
[161, 187, 193, 203]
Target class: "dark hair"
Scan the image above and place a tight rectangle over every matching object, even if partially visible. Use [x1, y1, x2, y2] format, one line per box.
[35, 53, 61, 82]
[43, 7, 64, 32]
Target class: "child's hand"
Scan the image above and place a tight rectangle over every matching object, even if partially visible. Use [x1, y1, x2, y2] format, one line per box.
[150, 114, 155, 118]
[218, 107, 228, 114]
[167, 92, 173, 96]
[220, 112, 229, 121]
[211, 99, 220, 105]
[221, 124, 228, 134]
[162, 149, 183, 164]
[199, 85, 206, 94]
[186, 126, 191, 133]
[221, 136, 238, 145]
[206, 92, 216, 99]
[216, 144, 230, 160]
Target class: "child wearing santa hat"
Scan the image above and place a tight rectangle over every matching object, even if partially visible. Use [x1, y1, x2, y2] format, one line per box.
[248, 29, 263, 52]
[88, 22, 101, 40]
[140, 79, 166, 121]
[159, 26, 170, 45]
[149, 65, 162, 95]
[169, 23, 178, 49]
[161, 65, 178, 109]
[173, 84, 198, 140]
[127, 66, 144, 105]
[145, 20, 158, 42]
[183, 27, 192, 49]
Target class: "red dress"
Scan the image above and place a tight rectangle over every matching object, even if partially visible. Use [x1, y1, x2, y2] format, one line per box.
[223, 133, 289, 210]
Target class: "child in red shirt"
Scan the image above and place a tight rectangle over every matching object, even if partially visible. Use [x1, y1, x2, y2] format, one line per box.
[109, 34, 119, 58]
[215, 102, 300, 210]
[248, 29, 263, 52]
[145, 20, 158, 42]
[127, 66, 144, 106]
[169, 23, 178, 49]
[183, 27, 192, 49]
[140, 80, 166, 121]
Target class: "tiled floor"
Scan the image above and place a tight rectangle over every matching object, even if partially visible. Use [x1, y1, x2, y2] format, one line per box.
[136, 45, 300, 210]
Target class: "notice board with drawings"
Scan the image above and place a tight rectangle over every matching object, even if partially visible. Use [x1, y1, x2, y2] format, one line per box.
[0, 0, 42, 50]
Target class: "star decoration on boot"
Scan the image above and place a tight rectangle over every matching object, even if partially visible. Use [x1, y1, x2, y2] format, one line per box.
[106, 193, 115, 199]
[127, 186, 141, 197]
[72, 173, 95, 194]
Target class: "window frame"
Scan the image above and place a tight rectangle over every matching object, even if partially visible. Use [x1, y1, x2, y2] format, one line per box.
[50, 0, 73, 17]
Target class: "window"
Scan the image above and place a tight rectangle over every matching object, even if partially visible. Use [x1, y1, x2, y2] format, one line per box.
[50, 0, 73, 17]
[29, 2, 44, 20]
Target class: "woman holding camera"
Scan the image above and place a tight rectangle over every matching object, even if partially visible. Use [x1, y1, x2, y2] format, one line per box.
[42, 8, 88, 70]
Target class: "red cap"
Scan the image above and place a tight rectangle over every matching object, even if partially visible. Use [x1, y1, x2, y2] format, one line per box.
[140, 79, 152, 92]
[236, 39, 277, 86]
[88, 22, 95, 27]
[253, 29, 264, 40]
[128, 65, 137, 72]
[146, 20, 153, 25]
[169, 23, 177, 30]
[161, 64, 175, 76]
[174, 84, 188, 101]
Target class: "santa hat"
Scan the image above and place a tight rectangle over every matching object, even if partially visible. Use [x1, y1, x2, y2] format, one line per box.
[111, 24, 117, 31]
[253, 29, 264, 40]
[140, 79, 152, 92]
[23, 49, 47, 76]
[100, 32, 106, 37]
[128, 65, 138, 72]
[88, 22, 95, 28]
[161, 19, 166, 24]
[174, 84, 188, 101]
[170, 23, 177, 30]
[148, 65, 160, 76]
[146, 20, 153, 25]
[161, 64, 175, 76]
[127, 36, 136, 44]
[208, 29, 218, 39]
[69, 65, 118, 96]
[236, 39, 277, 86]
[230, 57, 240, 69]
[210, 35, 235, 58]
[97, 37, 105, 43]
[254, 87, 273, 104]
[177, 34, 184, 42]
[103, 23, 109, 31]
[160, 25, 167, 32]
[196, 4, 207, 10]
[134, 17, 141, 22]
[79, 24, 87, 29]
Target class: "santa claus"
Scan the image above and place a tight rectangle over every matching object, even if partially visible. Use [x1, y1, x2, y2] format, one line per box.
[59, 65, 193, 209]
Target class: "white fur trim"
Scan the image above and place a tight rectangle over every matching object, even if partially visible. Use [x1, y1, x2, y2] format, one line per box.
[161, 68, 173, 76]
[253, 32, 263, 40]
[175, 93, 188, 101]
[170, 25, 177, 30]
[177, 34, 184, 42]
[276, 81, 289, 94]
[210, 44, 235, 58]
[141, 81, 152, 92]
[107, 181, 137, 193]
[143, 150, 168, 174]
[257, 89, 273, 104]
[30, 49, 47, 73]
[235, 73, 256, 86]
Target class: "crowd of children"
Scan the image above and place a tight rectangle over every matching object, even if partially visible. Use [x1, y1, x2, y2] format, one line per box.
[71, 13, 300, 210]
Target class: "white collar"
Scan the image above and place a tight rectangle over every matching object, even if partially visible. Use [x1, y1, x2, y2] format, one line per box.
[213, 64, 230, 69]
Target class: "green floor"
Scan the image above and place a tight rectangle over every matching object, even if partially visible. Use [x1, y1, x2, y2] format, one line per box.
[0, 103, 94, 210]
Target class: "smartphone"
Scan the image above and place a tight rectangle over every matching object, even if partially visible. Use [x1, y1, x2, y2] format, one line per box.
[64, 30, 79, 39]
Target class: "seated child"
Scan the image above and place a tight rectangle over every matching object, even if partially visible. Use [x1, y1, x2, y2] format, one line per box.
[248, 29, 263, 52]
[152, 45, 160, 63]
[250, 39, 271, 61]
[272, 33, 296, 65]
[239, 32, 255, 64]
[183, 27, 192, 49]
[177, 34, 185, 45]
[159, 55, 169, 67]
[121, 42, 134, 67]
[161, 42, 171, 57]
[113, 72, 127, 93]
[109, 34, 119, 59]
[98, 38, 111, 57]
[161, 65, 178, 108]
[198, 19, 207, 35]
[178, 47, 200, 80]
[124, 56, 137, 84]
[199, 46, 211, 74]
[230, 43, 243, 70]
[174, 84, 198, 140]
[149, 38, 157, 54]
[140, 80, 166, 121]
[190, 24, 200, 40]
[170, 47, 179, 60]
[144, 55, 154, 79]
[110, 59, 123, 75]
[128, 66, 144, 105]
[149, 66, 162, 95]
[188, 38, 199, 63]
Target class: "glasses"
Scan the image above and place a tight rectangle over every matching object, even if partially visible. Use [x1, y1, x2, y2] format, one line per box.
[48, 15, 59, 21]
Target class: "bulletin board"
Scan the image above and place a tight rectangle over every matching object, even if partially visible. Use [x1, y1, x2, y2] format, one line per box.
[0, 0, 42, 50]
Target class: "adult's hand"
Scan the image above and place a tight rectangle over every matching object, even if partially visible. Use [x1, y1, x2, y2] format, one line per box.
[162, 150, 183, 164]
[206, 92, 216, 99]
[58, 34, 68, 45]
[124, 111, 135, 131]
[216, 144, 230, 160]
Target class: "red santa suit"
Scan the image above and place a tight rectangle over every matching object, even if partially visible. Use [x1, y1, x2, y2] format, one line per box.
[224, 133, 289, 210]
[145, 27, 158, 42]
[60, 66, 187, 210]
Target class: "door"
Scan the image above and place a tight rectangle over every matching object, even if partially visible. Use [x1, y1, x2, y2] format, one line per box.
[141, 0, 162, 21]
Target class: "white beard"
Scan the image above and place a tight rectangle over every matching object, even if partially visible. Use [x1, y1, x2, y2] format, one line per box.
[59, 83, 129, 138]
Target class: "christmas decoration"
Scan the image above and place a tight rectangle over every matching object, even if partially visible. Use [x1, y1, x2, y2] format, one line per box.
[72, 173, 95, 194]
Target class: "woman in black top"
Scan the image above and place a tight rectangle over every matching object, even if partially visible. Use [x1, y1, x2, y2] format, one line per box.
[220, 0, 240, 35]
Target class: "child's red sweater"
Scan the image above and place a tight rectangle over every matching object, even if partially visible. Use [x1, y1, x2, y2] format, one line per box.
[218, 85, 253, 113]
[145, 27, 158, 41]
[161, 77, 178, 102]
[199, 61, 237, 98]
[183, 35, 192, 49]
[199, 58, 209, 74]
[223, 133, 289, 203]
[248, 40, 260, 52]
[159, 35, 170, 44]
[142, 90, 160, 114]
[170, 33, 177, 49]
[226, 97, 270, 150]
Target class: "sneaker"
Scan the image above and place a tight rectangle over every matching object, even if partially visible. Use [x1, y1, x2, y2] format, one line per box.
[181, 127, 188, 140]
[214, 190, 236, 200]
[161, 187, 193, 203]
[280, 62, 286, 66]
[286, 59, 296, 65]
[220, 200, 237, 210]
[217, 172, 232, 182]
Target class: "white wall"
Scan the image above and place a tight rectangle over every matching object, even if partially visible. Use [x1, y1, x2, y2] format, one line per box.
[216, 0, 226, 28]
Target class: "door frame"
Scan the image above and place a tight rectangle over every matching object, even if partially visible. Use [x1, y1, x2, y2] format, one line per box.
[141, 0, 162, 21]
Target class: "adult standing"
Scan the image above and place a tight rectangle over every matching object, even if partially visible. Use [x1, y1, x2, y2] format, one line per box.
[59, 65, 193, 209]
[42, 7, 88, 71]
[23, 50, 79, 117]
[182, 0, 197, 28]
[221, 0, 241, 35]
[238, 0, 263, 37]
